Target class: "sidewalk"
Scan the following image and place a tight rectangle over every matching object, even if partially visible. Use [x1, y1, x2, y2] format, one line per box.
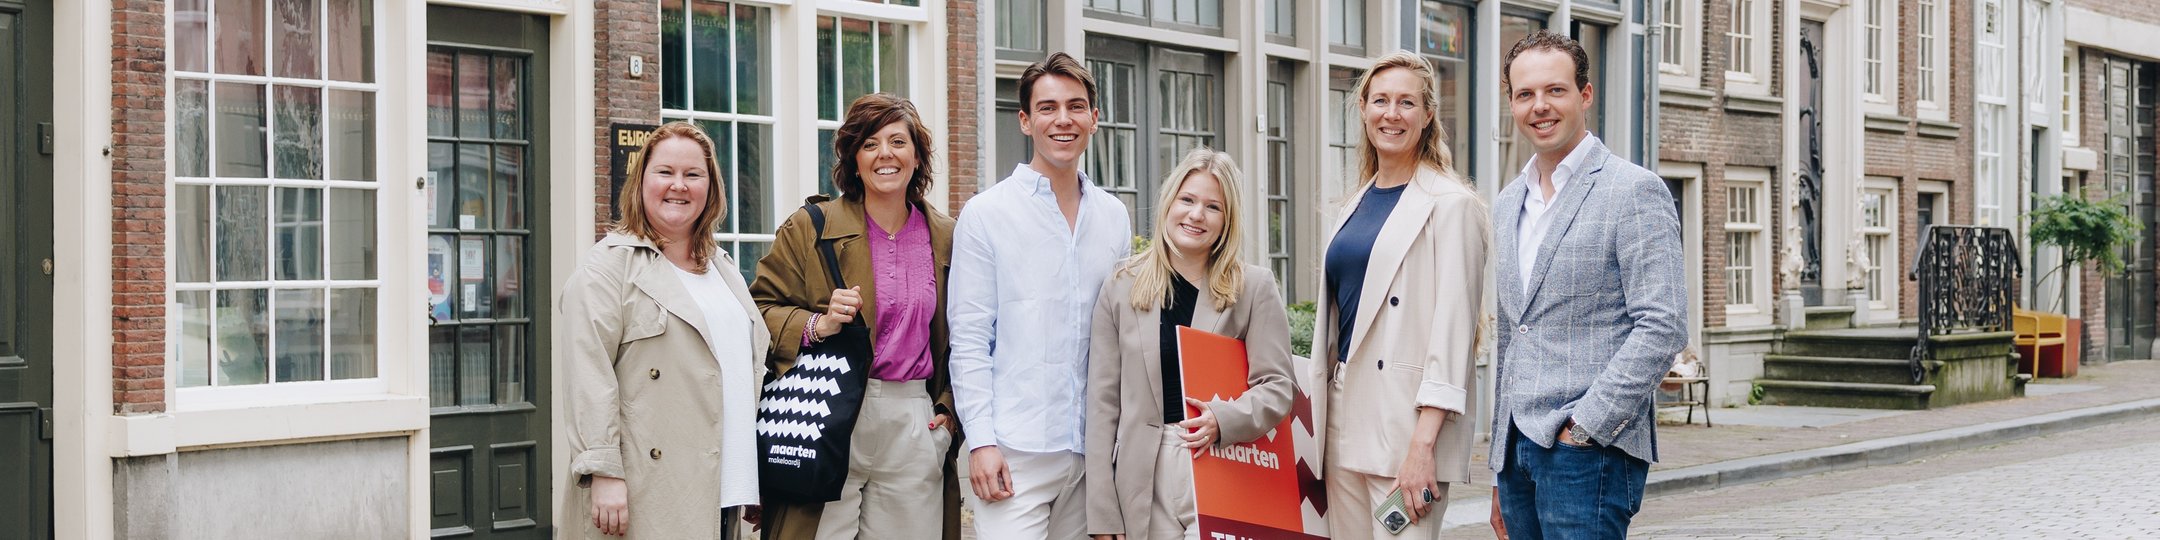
[1434, 359, 2160, 530]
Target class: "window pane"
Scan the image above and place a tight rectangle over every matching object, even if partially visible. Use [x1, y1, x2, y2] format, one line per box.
[998, 0, 1044, 51]
[459, 325, 494, 406]
[738, 122, 773, 235]
[495, 146, 525, 230]
[176, 185, 212, 282]
[330, 288, 377, 379]
[496, 325, 526, 404]
[273, 0, 319, 78]
[428, 235, 455, 321]
[216, 0, 265, 75]
[216, 185, 269, 281]
[216, 289, 270, 386]
[177, 80, 211, 177]
[275, 187, 324, 280]
[818, 16, 839, 121]
[325, 0, 372, 82]
[732, 241, 769, 283]
[274, 85, 324, 180]
[457, 236, 494, 319]
[458, 143, 492, 229]
[735, 4, 769, 114]
[457, 53, 490, 139]
[692, 0, 731, 113]
[842, 18, 874, 105]
[178, 291, 213, 387]
[493, 57, 523, 140]
[273, 288, 326, 382]
[216, 82, 268, 178]
[326, 89, 375, 181]
[428, 325, 454, 406]
[816, 128, 837, 198]
[427, 52, 453, 137]
[662, 0, 688, 110]
[495, 237, 524, 319]
[176, 0, 210, 72]
[328, 188, 376, 280]
[879, 22, 909, 97]
[429, 143, 455, 229]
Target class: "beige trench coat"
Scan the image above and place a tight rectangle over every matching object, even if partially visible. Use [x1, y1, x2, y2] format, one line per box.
[559, 232, 773, 540]
[1083, 264, 1297, 538]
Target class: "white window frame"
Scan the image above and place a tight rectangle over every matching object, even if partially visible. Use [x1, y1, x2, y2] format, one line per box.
[169, 0, 390, 408]
[1916, 0, 1950, 119]
[1723, 168, 1772, 324]
[659, 1, 786, 279]
[1330, 0, 1367, 52]
[1975, 0, 2009, 227]
[1862, 0, 1899, 112]
[1658, 0, 1701, 89]
[2064, 49, 2081, 147]
[1724, 0, 1769, 94]
[1860, 178, 1898, 313]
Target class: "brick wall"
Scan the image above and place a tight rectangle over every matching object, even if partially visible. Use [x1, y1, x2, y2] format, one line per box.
[945, 0, 981, 215]
[113, 0, 167, 414]
[1658, 0, 1790, 330]
[593, 1, 662, 232]
[1869, 0, 1971, 319]
[2072, 0, 2160, 27]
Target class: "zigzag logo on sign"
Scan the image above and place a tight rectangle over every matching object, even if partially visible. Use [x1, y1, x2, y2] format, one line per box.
[757, 351, 854, 442]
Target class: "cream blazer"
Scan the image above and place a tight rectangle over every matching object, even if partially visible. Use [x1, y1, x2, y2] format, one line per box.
[559, 232, 772, 540]
[1309, 166, 1490, 483]
[1084, 264, 1296, 537]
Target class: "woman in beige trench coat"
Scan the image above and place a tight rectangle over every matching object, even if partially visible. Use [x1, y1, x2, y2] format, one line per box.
[560, 121, 773, 539]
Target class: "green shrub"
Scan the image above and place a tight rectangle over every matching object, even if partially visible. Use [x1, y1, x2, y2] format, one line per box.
[1287, 301, 1317, 358]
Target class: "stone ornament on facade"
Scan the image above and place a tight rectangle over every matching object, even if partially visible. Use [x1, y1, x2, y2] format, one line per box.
[1846, 180, 1873, 291]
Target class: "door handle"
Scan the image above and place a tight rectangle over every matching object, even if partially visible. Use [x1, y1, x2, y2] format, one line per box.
[39, 407, 52, 441]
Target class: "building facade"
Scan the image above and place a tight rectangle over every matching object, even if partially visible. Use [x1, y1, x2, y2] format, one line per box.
[2057, 0, 2160, 365]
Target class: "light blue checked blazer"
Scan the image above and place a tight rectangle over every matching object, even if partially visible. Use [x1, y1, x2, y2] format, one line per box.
[1488, 138, 1689, 471]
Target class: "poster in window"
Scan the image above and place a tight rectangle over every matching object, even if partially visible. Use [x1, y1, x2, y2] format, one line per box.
[459, 237, 487, 315]
[428, 236, 453, 322]
[1177, 327, 1328, 540]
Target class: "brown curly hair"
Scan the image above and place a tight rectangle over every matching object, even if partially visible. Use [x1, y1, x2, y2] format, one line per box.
[830, 93, 935, 207]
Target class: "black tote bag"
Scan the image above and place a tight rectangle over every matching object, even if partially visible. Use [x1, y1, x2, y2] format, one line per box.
[756, 202, 873, 505]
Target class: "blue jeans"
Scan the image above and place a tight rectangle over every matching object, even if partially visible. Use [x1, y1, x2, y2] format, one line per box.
[1495, 424, 1649, 539]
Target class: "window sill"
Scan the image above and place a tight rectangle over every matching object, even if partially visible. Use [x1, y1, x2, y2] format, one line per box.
[1916, 118, 1961, 140]
[1863, 113, 1912, 134]
[1724, 92, 1783, 115]
[2063, 145, 2100, 171]
[1660, 86, 1716, 109]
[108, 393, 428, 456]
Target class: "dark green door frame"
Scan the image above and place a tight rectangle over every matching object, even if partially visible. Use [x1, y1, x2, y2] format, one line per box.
[0, 0, 56, 539]
[425, 6, 551, 538]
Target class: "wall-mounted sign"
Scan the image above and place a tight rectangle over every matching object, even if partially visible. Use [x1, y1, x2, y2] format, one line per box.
[609, 123, 660, 222]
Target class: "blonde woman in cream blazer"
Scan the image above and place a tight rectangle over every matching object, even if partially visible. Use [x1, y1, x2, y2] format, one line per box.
[1084, 149, 1295, 540]
[1308, 51, 1490, 540]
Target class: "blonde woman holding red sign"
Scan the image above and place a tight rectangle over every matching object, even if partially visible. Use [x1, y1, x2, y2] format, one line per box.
[1083, 148, 1296, 540]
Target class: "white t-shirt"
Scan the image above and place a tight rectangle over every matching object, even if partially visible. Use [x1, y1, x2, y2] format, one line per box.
[673, 262, 760, 508]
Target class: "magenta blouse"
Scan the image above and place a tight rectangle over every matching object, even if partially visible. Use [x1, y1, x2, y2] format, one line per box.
[864, 207, 938, 381]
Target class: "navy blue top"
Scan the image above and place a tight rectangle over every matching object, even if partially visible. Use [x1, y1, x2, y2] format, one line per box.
[1324, 182, 1406, 363]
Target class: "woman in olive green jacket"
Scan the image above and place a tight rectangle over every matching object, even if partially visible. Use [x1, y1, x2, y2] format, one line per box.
[749, 93, 964, 540]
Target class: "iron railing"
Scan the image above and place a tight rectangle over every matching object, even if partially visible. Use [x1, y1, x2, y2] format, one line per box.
[1906, 225, 2022, 383]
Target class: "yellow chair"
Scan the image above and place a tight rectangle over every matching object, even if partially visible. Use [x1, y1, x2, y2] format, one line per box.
[2013, 308, 2067, 376]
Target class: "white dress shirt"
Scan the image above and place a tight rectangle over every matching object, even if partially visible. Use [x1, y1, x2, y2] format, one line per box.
[947, 164, 1133, 454]
[672, 261, 760, 508]
[1515, 132, 1601, 296]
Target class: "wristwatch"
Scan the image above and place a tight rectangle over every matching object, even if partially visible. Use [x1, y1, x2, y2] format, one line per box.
[1566, 422, 1597, 446]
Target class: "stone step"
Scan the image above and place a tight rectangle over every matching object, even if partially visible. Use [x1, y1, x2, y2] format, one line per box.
[1755, 380, 1938, 410]
[1762, 355, 1935, 385]
[1803, 305, 1855, 331]
[1777, 332, 1917, 360]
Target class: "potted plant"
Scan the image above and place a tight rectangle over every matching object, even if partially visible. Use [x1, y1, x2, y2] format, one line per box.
[2027, 192, 2144, 371]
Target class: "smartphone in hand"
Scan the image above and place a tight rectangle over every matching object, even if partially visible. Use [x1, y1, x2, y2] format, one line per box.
[1373, 488, 1410, 535]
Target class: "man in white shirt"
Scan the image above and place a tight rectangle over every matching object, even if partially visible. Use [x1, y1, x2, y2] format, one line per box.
[947, 52, 1133, 539]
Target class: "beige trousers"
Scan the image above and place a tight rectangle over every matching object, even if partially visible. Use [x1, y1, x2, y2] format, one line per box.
[813, 379, 951, 540]
[1142, 426, 1202, 540]
[1323, 424, 1448, 540]
[965, 447, 1087, 540]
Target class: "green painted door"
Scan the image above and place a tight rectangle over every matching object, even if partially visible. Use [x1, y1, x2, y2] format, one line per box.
[0, 1, 54, 538]
[425, 6, 551, 538]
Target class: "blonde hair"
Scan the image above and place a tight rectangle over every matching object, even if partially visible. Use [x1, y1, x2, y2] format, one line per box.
[1122, 148, 1246, 311]
[1350, 51, 1463, 188]
[613, 121, 729, 273]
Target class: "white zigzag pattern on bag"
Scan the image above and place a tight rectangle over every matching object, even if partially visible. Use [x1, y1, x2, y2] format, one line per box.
[756, 419, 826, 441]
[793, 353, 854, 374]
[762, 375, 843, 396]
[757, 396, 834, 417]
